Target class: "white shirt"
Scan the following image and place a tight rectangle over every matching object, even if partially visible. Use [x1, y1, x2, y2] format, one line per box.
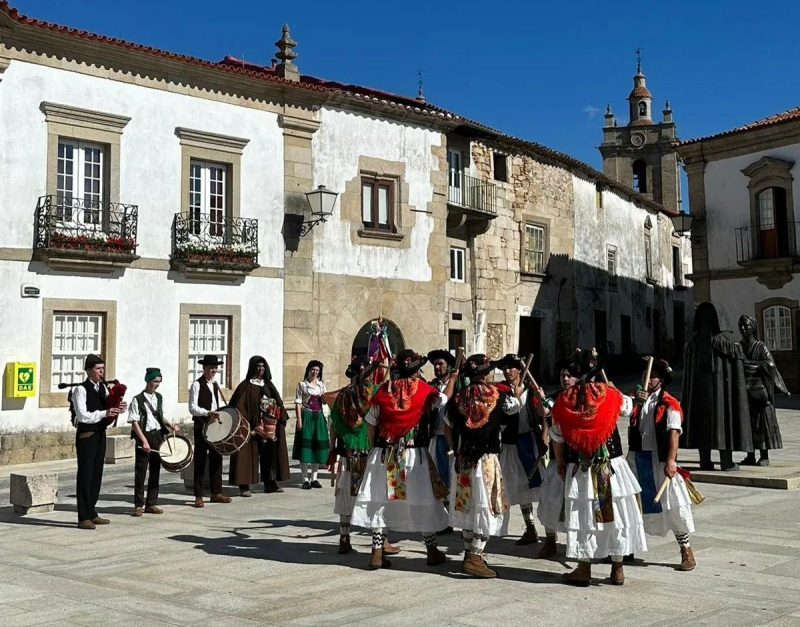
[294, 380, 326, 406]
[430, 376, 450, 435]
[71, 381, 107, 424]
[127, 391, 161, 432]
[626, 389, 682, 451]
[188, 378, 221, 417]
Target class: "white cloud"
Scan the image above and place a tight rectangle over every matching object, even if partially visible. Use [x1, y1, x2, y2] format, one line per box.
[583, 105, 601, 119]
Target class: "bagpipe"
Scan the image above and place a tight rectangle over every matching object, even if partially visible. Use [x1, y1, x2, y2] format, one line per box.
[60, 379, 127, 427]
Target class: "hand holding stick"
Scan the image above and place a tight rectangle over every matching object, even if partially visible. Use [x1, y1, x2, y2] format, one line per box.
[654, 476, 670, 503]
[643, 356, 654, 392]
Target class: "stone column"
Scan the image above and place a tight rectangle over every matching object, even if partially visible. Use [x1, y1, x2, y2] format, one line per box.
[684, 160, 710, 303]
[279, 110, 320, 402]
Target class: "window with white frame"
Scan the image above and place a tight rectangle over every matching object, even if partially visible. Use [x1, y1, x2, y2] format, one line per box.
[758, 188, 775, 229]
[188, 316, 230, 387]
[189, 160, 226, 238]
[763, 305, 792, 351]
[607, 245, 617, 288]
[56, 139, 105, 224]
[522, 223, 546, 274]
[450, 246, 466, 282]
[51, 313, 104, 391]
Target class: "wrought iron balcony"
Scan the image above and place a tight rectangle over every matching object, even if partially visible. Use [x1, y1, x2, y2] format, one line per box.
[735, 223, 800, 263]
[447, 172, 497, 216]
[172, 212, 259, 275]
[34, 195, 139, 271]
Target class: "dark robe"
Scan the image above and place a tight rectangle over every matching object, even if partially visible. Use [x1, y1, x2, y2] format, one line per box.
[680, 332, 753, 452]
[228, 357, 290, 485]
[741, 339, 787, 450]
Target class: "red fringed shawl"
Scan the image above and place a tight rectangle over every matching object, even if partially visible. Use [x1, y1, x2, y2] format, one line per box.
[455, 383, 500, 429]
[371, 378, 438, 441]
[552, 383, 623, 457]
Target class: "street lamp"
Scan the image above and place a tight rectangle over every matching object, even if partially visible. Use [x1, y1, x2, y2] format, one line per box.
[670, 209, 694, 236]
[299, 185, 338, 237]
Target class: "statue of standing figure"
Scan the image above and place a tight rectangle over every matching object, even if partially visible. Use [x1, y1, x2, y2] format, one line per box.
[738, 315, 789, 467]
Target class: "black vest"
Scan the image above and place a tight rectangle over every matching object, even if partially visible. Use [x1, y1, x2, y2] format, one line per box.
[451, 388, 509, 463]
[76, 380, 108, 433]
[194, 377, 220, 423]
[501, 390, 543, 446]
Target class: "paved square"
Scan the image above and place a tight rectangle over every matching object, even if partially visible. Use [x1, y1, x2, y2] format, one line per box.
[1, 409, 799, 627]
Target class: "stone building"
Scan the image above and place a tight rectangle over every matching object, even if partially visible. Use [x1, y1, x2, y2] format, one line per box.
[677, 106, 800, 391]
[600, 62, 682, 214]
[0, 3, 692, 446]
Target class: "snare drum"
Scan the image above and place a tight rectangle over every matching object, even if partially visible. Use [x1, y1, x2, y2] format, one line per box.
[204, 406, 251, 455]
[158, 434, 193, 473]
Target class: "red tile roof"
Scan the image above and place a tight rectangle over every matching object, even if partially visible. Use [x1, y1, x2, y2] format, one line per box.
[629, 85, 652, 99]
[0, 2, 673, 217]
[679, 105, 800, 146]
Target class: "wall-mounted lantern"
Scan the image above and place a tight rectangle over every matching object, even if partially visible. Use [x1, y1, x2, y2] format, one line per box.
[299, 185, 338, 236]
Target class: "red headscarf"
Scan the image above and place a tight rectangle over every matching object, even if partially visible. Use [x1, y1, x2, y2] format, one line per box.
[370, 378, 438, 442]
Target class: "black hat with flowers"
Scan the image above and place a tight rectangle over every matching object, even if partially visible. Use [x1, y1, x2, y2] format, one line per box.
[392, 349, 428, 378]
[495, 353, 525, 371]
[345, 355, 380, 380]
[462, 354, 495, 378]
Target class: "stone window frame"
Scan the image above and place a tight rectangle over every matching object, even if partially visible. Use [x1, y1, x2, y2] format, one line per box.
[492, 150, 509, 183]
[741, 156, 795, 231]
[360, 175, 396, 233]
[41, 102, 131, 204]
[39, 298, 117, 408]
[607, 244, 617, 290]
[175, 127, 250, 221]
[178, 303, 242, 403]
[520, 214, 552, 278]
[755, 297, 798, 355]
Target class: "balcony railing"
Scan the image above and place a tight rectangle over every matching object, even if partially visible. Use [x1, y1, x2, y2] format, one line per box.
[447, 172, 497, 216]
[172, 212, 259, 269]
[34, 195, 138, 256]
[735, 223, 800, 263]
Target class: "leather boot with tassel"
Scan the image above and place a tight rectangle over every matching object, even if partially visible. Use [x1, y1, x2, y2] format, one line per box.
[610, 561, 625, 585]
[461, 551, 497, 578]
[368, 547, 390, 570]
[679, 546, 696, 571]
[382, 540, 401, 555]
[563, 561, 591, 587]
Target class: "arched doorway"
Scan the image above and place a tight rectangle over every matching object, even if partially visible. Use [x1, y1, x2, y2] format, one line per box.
[351, 318, 406, 361]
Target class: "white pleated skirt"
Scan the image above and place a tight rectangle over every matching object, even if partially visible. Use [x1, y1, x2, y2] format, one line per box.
[448, 454, 509, 538]
[563, 457, 648, 560]
[537, 460, 565, 533]
[351, 447, 448, 533]
[499, 445, 538, 506]
[334, 465, 357, 517]
[625, 451, 695, 537]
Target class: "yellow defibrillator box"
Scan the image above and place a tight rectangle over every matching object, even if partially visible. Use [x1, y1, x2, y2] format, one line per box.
[5, 362, 36, 398]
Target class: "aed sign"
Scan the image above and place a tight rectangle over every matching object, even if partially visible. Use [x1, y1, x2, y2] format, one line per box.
[5, 362, 36, 398]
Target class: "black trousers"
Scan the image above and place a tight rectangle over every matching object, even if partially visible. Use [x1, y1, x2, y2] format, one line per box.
[193, 424, 223, 497]
[76, 430, 106, 522]
[134, 430, 164, 508]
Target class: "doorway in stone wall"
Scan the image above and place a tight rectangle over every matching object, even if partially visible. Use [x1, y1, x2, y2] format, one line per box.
[518, 316, 542, 382]
[351, 318, 406, 362]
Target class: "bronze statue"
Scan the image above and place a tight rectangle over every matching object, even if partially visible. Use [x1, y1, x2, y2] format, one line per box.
[738, 315, 788, 466]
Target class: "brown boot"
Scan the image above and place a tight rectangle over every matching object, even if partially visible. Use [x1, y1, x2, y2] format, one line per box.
[144, 506, 163, 515]
[461, 552, 497, 578]
[563, 561, 591, 587]
[426, 545, 447, 566]
[210, 493, 232, 504]
[516, 527, 540, 546]
[193, 497, 204, 508]
[368, 548, 391, 570]
[338, 536, 353, 555]
[77, 519, 96, 530]
[610, 562, 625, 585]
[679, 546, 696, 571]
[538, 535, 558, 559]
[132, 508, 143, 517]
[382, 540, 401, 555]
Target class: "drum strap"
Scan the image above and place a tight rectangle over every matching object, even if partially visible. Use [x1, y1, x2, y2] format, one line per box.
[137, 393, 167, 434]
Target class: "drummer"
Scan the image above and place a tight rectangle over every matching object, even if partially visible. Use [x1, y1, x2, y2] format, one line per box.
[128, 367, 179, 517]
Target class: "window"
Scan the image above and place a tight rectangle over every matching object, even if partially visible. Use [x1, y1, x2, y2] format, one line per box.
[758, 189, 775, 229]
[448, 329, 465, 355]
[450, 246, 466, 282]
[447, 148, 463, 204]
[644, 231, 654, 280]
[672, 245, 683, 286]
[188, 316, 231, 388]
[362, 178, 394, 231]
[645, 306, 653, 328]
[51, 313, 104, 391]
[493, 151, 508, 183]
[595, 184, 603, 208]
[632, 160, 647, 193]
[56, 139, 105, 223]
[522, 223, 546, 274]
[607, 245, 617, 288]
[189, 160, 226, 238]
[764, 306, 792, 351]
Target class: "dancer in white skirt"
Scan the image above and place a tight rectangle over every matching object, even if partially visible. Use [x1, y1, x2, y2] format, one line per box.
[446, 354, 520, 578]
[551, 349, 647, 586]
[496, 354, 544, 546]
[624, 358, 696, 571]
[532, 358, 581, 559]
[427, 349, 457, 535]
[351, 349, 457, 570]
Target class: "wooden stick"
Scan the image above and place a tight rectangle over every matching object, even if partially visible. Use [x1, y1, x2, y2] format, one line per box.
[654, 476, 670, 503]
[599, 370, 609, 384]
[643, 355, 654, 391]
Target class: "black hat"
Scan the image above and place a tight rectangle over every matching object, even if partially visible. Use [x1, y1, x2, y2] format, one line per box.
[426, 349, 456, 368]
[84, 354, 104, 370]
[198, 355, 223, 367]
[495, 353, 525, 370]
[648, 358, 673, 386]
[392, 349, 427, 378]
[345, 355, 379, 379]
[462, 354, 495, 378]
[555, 356, 583, 378]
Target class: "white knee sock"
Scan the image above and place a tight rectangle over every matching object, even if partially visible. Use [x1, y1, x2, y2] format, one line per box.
[310, 463, 319, 482]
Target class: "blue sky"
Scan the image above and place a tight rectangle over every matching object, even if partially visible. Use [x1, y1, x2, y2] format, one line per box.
[13, 0, 800, 173]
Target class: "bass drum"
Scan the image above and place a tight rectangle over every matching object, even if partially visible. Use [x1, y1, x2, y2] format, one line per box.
[204, 406, 251, 455]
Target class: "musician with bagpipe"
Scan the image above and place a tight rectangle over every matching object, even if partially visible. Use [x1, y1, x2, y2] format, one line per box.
[66, 353, 127, 530]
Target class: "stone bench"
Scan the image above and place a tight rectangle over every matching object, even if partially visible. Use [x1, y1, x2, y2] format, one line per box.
[104, 434, 134, 464]
[10, 472, 58, 515]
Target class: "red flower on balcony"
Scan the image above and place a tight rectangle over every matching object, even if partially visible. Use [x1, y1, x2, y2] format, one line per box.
[48, 232, 136, 254]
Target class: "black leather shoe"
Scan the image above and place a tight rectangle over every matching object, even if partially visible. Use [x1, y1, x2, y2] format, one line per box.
[302, 481, 311, 490]
[310, 480, 323, 489]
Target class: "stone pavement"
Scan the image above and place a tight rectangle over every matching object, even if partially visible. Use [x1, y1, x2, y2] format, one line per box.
[0, 416, 799, 626]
